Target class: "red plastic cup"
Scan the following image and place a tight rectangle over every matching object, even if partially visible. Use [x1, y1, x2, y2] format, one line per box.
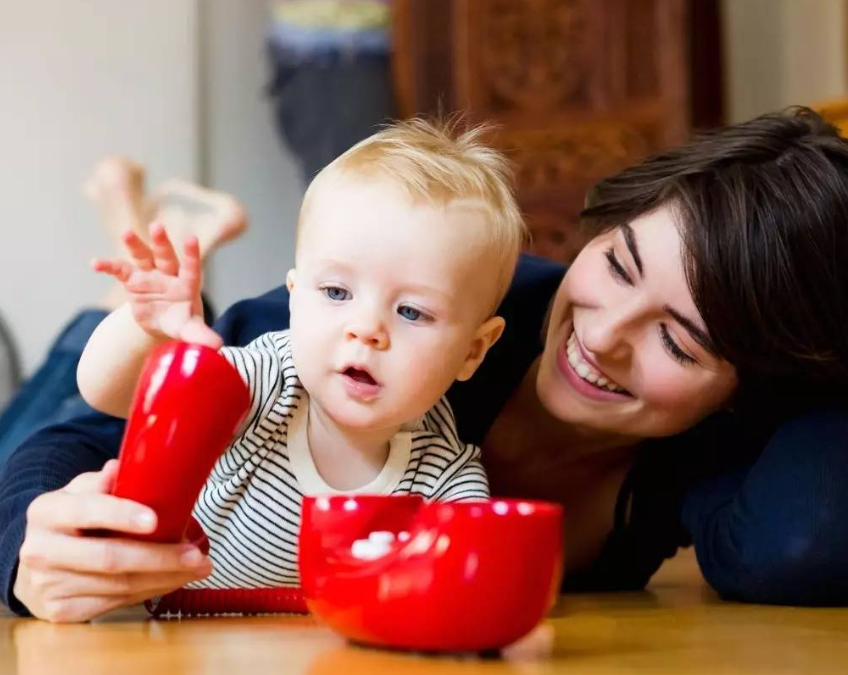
[109, 341, 250, 543]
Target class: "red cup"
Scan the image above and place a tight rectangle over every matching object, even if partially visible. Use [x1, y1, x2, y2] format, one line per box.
[110, 341, 250, 543]
[300, 495, 564, 653]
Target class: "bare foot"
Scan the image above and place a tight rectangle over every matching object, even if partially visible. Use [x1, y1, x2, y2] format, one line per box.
[85, 160, 247, 310]
[83, 156, 148, 256]
[85, 159, 248, 260]
[148, 179, 247, 258]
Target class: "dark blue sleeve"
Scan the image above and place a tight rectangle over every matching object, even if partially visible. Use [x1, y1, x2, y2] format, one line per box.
[683, 410, 848, 605]
[0, 286, 291, 614]
[0, 414, 126, 614]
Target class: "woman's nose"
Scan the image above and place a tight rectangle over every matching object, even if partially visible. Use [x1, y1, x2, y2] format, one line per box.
[580, 304, 637, 361]
[345, 314, 390, 350]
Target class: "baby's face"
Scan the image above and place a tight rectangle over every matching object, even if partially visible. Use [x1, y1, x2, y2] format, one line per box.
[287, 173, 502, 434]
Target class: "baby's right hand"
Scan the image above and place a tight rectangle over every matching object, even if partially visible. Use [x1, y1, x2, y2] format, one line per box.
[91, 222, 222, 348]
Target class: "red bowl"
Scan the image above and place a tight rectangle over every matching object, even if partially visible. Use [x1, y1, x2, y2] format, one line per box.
[299, 495, 564, 653]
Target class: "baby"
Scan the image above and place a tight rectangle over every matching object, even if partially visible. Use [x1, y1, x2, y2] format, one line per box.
[77, 119, 526, 589]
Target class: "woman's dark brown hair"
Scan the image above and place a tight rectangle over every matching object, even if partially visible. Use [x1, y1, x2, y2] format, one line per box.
[581, 107, 848, 413]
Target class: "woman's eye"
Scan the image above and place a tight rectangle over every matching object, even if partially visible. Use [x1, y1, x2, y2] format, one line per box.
[659, 324, 695, 366]
[397, 305, 427, 322]
[605, 248, 633, 286]
[322, 286, 350, 301]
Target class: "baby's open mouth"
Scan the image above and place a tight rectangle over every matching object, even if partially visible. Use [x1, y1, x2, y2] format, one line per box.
[343, 367, 377, 386]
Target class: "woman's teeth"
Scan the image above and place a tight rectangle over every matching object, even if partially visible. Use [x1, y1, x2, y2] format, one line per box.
[566, 331, 626, 393]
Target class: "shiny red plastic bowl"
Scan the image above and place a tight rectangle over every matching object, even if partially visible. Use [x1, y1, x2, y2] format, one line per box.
[299, 495, 564, 653]
[110, 340, 250, 543]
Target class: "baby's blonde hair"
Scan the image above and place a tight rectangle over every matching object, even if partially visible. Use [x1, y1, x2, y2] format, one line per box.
[298, 117, 527, 309]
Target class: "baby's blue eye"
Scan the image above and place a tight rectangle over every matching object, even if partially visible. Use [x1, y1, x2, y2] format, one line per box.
[398, 305, 422, 321]
[323, 287, 350, 301]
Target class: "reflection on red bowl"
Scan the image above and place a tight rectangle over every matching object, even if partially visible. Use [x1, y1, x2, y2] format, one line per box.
[299, 495, 564, 653]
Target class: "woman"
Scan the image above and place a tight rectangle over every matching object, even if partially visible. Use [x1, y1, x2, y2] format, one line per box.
[4, 108, 848, 622]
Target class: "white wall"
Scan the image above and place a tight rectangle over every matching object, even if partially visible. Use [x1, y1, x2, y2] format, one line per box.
[0, 0, 199, 374]
[0, 0, 303, 376]
[723, 0, 847, 122]
[782, 0, 847, 107]
[201, 0, 303, 314]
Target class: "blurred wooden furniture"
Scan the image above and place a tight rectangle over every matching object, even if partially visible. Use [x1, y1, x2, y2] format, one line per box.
[817, 98, 848, 134]
[392, 0, 691, 263]
[4, 549, 848, 675]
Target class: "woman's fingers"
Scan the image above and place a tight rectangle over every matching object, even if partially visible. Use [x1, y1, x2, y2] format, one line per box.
[50, 596, 136, 624]
[21, 591, 130, 624]
[35, 567, 210, 601]
[31, 567, 209, 622]
[25, 491, 157, 535]
[148, 222, 180, 276]
[62, 459, 118, 495]
[20, 530, 211, 575]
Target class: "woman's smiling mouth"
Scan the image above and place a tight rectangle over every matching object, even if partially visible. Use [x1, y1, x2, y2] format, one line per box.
[556, 329, 633, 401]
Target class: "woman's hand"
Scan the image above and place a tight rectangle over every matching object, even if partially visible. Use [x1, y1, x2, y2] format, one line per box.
[91, 222, 222, 349]
[14, 460, 213, 623]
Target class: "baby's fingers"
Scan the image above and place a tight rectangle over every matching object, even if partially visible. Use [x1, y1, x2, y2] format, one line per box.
[178, 236, 203, 293]
[90, 258, 133, 283]
[148, 222, 180, 276]
[122, 230, 155, 271]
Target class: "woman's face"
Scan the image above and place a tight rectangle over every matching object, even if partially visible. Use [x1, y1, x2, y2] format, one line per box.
[537, 205, 738, 440]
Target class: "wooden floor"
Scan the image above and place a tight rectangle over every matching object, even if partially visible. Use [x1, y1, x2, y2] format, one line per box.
[2, 549, 847, 674]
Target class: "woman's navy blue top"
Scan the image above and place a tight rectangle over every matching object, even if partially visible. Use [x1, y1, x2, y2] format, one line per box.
[3, 255, 848, 614]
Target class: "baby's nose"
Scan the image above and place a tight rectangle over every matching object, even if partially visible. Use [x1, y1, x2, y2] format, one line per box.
[345, 320, 390, 350]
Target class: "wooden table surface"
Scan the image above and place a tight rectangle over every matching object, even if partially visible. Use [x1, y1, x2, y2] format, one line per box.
[2, 550, 847, 675]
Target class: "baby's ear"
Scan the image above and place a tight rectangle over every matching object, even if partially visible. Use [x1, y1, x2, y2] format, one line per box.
[456, 316, 506, 382]
[286, 269, 297, 292]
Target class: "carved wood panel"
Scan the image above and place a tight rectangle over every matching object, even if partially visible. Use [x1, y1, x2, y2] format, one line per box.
[392, 0, 690, 264]
[463, 0, 595, 113]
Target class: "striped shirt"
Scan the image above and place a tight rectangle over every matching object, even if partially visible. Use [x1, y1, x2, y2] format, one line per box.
[187, 330, 489, 589]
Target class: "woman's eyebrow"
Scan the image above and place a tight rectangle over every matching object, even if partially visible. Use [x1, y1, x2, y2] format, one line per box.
[621, 223, 643, 276]
[664, 305, 718, 356]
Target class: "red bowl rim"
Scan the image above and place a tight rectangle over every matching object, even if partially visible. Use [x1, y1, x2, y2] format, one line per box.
[302, 494, 563, 519]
